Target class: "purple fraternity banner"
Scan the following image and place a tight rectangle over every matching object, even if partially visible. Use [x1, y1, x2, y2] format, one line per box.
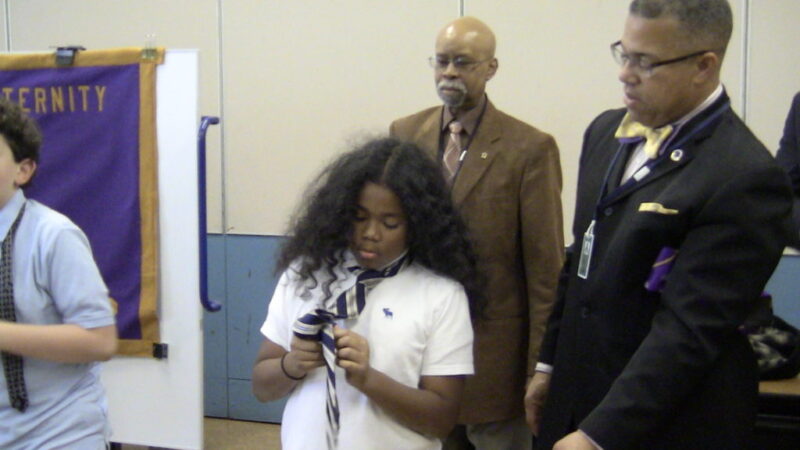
[0, 48, 163, 356]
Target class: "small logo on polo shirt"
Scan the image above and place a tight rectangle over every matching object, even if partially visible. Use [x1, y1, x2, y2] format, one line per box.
[382, 308, 394, 319]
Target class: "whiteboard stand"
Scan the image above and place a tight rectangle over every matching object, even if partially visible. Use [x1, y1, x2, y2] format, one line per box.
[102, 49, 204, 450]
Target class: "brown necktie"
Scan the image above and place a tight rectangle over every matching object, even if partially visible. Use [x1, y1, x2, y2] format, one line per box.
[443, 121, 463, 181]
[0, 204, 27, 412]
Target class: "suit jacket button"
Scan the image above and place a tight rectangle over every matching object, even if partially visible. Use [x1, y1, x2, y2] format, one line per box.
[581, 306, 590, 318]
[604, 207, 613, 216]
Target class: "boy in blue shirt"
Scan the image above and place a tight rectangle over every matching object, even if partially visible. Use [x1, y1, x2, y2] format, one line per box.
[0, 97, 117, 448]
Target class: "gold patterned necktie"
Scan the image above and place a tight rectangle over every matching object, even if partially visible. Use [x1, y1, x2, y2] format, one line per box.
[443, 121, 463, 180]
[615, 113, 674, 159]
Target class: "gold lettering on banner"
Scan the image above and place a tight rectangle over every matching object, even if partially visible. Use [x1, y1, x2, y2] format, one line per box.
[34, 88, 47, 113]
[95, 85, 106, 112]
[77, 85, 90, 112]
[51, 87, 64, 113]
[68, 86, 75, 112]
[18, 87, 30, 112]
[0, 85, 111, 114]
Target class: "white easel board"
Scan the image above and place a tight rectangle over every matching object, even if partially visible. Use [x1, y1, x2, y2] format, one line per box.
[101, 49, 203, 450]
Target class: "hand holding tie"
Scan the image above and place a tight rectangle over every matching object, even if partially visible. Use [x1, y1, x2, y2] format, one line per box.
[333, 326, 372, 390]
[286, 335, 325, 377]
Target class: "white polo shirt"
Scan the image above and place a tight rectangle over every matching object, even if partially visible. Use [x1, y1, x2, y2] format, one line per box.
[262, 255, 474, 450]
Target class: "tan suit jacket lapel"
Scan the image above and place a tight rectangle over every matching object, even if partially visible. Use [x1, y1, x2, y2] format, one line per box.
[414, 108, 442, 160]
[452, 101, 501, 206]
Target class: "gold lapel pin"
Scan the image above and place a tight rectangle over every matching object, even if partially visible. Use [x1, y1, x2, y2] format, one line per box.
[670, 149, 684, 162]
[481, 152, 488, 159]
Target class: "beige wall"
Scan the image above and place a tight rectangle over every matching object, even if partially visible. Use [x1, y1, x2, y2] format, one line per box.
[746, 0, 800, 153]
[0, 5, 6, 50]
[2, 0, 798, 242]
[221, 0, 456, 234]
[3, 0, 224, 231]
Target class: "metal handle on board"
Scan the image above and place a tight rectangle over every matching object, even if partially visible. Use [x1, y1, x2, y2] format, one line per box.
[198, 116, 222, 312]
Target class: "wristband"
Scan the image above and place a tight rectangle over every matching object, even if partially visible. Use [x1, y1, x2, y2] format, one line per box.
[280, 352, 306, 381]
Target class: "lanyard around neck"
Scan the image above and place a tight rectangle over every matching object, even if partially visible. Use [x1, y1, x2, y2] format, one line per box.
[579, 100, 730, 280]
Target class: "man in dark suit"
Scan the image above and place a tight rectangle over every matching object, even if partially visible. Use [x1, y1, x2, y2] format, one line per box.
[776, 92, 800, 244]
[390, 16, 564, 450]
[527, 1, 795, 449]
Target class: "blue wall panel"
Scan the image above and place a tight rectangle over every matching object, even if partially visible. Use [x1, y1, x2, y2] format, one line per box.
[204, 235, 228, 418]
[203, 234, 287, 423]
[225, 235, 284, 380]
[765, 254, 800, 329]
[228, 379, 288, 424]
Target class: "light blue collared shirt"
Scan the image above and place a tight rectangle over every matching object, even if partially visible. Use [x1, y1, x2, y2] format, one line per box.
[0, 189, 115, 448]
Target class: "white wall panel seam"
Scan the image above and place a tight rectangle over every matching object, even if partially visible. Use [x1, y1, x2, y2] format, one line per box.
[740, 0, 751, 122]
[217, 0, 229, 235]
[3, 0, 10, 51]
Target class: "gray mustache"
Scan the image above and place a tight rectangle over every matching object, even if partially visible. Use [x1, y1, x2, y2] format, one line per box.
[437, 80, 467, 92]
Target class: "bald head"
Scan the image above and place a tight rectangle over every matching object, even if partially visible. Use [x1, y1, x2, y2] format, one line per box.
[433, 17, 498, 113]
[436, 16, 496, 60]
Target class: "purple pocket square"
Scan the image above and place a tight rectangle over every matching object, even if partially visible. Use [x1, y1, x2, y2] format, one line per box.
[644, 246, 678, 292]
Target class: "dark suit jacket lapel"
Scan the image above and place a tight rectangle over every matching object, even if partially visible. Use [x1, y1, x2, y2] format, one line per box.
[605, 142, 634, 191]
[601, 94, 731, 208]
[452, 101, 502, 206]
[602, 149, 693, 208]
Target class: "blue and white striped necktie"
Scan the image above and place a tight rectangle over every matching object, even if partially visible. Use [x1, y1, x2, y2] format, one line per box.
[292, 253, 409, 449]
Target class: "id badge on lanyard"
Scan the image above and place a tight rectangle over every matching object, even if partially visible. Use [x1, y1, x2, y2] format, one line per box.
[577, 220, 595, 279]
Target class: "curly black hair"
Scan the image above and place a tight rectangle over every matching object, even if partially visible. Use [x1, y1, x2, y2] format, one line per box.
[0, 97, 41, 162]
[277, 136, 484, 318]
[0, 97, 42, 188]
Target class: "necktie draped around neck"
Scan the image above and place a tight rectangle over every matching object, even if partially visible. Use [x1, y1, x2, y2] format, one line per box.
[292, 254, 410, 449]
[615, 113, 674, 159]
[0, 204, 27, 412]
[443, 121, 463, 181]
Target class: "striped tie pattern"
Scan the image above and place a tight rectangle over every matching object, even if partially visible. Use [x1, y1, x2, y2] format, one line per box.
[0, 204, 27, 412]
[292, 254, 409, 449]
[443, 121, 463, 181]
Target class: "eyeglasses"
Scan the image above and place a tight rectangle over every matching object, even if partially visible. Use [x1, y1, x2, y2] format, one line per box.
[610, 40, 711, 75]
[428, 55, 491, 72]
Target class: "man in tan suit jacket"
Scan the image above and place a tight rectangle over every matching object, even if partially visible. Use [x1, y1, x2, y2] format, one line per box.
[390, 16, 564, 450]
